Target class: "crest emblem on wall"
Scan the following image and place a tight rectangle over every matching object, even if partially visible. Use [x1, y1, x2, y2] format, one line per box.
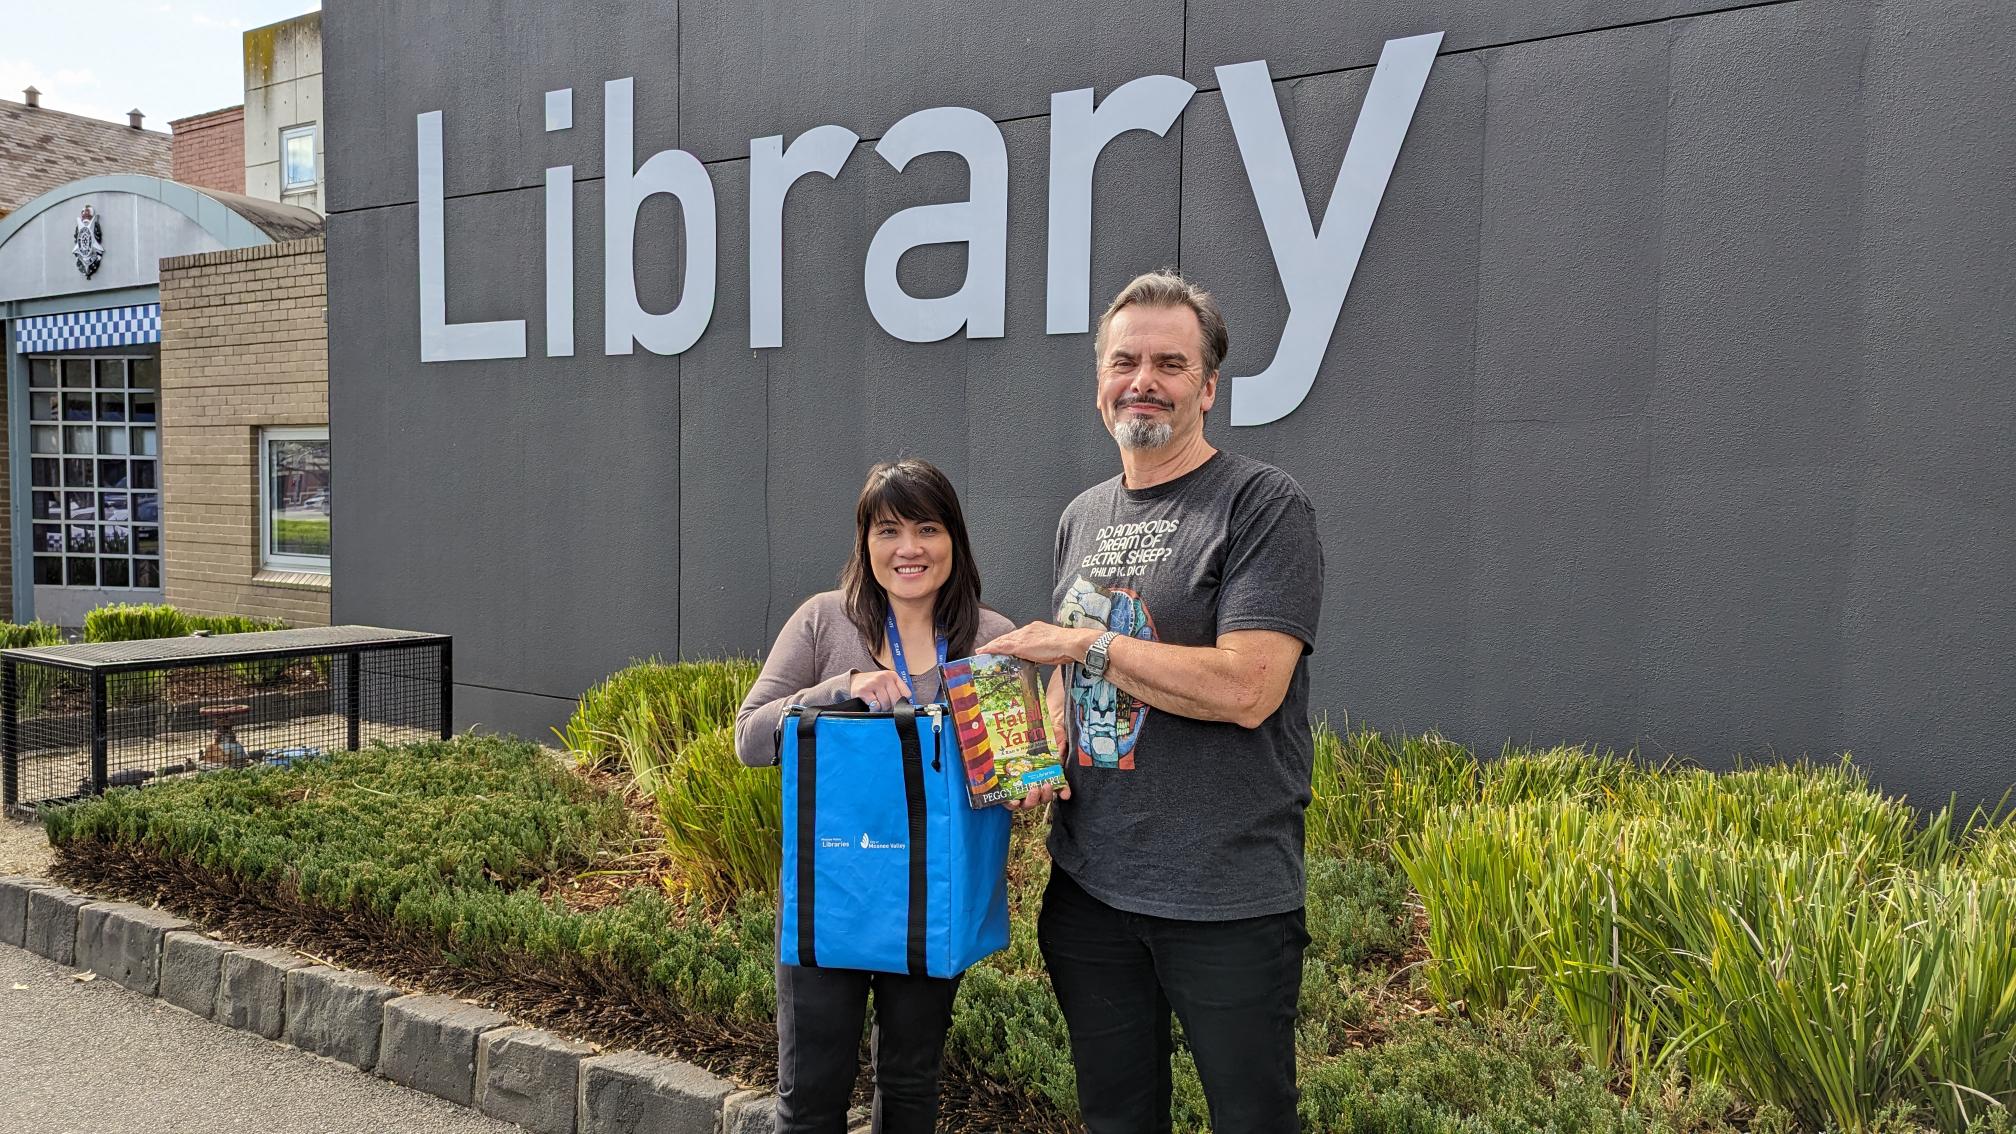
[73, 205, 104, 278]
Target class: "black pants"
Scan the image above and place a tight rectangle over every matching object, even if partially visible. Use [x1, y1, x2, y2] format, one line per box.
[774, 962, 961, 1134]
[1037, 869, 1308, 1134]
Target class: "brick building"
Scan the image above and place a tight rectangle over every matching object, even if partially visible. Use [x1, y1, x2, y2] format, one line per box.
[0, 10, 328, 628]
[157, 238, 329, 625]
[167, 106, 246, 196]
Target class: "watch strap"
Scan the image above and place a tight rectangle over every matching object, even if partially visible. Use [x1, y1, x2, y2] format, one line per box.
[1084, 630, 1118, 679]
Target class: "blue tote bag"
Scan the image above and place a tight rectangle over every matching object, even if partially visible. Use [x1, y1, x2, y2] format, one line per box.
[778, 701, 1011, 978]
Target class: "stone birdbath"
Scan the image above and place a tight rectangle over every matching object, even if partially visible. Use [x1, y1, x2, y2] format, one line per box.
[199, 703, 254, 767]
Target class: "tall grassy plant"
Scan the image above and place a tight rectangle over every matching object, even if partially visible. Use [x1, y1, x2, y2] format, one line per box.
[0, 621, 69, 715]
[1961, 821, 2016, 878]
[1901, 869, 2016, 1128]
[1623, 761, 1959, 872]
[1305, 722, 1482, 860]
[190, 612, 295, 684]
[1626, 845, 1944, 1131]
[641, 725, 782, 906]
[0, 621, 66, 649]
[1407, 752, 2016, 1126]
[84, 602, 190, 642]
[561, 658, 760, 770]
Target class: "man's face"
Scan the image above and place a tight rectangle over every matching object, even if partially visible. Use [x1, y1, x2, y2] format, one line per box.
[1096, 304, 1217, 452]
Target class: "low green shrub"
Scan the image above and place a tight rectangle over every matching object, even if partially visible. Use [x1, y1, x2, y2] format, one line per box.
[1297, 1005, 1741, 1134]
[45, 735, 630, 898]
[560, 658, 759, 771]
[43, 735, 782, 1026]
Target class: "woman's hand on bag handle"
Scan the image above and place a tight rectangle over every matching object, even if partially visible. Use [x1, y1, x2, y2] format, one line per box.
[847, 669, 912, 713]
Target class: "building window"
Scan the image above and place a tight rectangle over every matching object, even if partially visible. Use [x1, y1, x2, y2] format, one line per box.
[281, 124, 317, 191]
[27, 356, 163, 590]
[262, 428, 331, 572]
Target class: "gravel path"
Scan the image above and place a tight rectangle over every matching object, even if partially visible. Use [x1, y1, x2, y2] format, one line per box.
[0, 942, 523, 1134]
[0, 813, 53, 876]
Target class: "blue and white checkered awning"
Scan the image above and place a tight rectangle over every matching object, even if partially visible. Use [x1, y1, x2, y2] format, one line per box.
[12, 304, 161, 354]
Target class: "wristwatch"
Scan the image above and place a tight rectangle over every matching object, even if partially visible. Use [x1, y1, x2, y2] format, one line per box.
[1082, 631, 1119, 681]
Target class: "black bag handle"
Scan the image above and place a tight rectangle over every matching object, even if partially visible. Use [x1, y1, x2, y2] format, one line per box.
[893, 702, 929, 977]
[794, 706, 822, 968]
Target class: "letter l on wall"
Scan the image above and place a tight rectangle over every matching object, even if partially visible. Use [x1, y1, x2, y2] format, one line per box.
[416, 111, 527, 361]
[1218, 32, 1440, 426]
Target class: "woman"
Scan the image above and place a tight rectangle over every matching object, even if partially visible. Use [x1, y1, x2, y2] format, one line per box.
[735, 457, 1016, 1134]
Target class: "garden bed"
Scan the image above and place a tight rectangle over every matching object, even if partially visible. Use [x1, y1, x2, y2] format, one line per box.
[44, 680, 2016, 1133]
[37, 732, 1726, 1133]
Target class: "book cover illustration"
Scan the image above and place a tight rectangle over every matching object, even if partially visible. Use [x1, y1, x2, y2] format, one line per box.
[941, 652, 1064, 808]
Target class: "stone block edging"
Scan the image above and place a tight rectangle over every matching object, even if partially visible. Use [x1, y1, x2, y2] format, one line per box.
[0, 875, 778, 1133]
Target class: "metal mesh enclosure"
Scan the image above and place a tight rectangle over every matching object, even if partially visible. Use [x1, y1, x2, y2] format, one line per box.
[1, 626, 451, 816]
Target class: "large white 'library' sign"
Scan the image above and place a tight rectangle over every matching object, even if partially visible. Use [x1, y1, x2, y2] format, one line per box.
[417, 32, 1440, 426]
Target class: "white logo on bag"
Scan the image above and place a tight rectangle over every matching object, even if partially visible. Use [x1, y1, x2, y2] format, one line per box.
[816, 833, 907, 850]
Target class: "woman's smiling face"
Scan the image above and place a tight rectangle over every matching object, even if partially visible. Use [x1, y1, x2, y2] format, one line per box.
[869, 512, 954, 604]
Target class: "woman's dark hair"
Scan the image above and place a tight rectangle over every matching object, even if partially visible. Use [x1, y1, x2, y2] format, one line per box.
[841, 458, 985, 659]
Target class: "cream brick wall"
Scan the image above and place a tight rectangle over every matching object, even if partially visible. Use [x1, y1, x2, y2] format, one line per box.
[157, 237, 329, 625]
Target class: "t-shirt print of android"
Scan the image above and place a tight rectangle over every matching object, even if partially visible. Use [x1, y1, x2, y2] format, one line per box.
[1056, 575, 1158, 769]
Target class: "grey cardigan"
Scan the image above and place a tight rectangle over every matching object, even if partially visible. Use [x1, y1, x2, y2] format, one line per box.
[733, 589, 1017, 767]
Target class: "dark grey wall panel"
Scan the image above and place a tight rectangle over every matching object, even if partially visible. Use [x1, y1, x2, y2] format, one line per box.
[965, 114, 1184, 626]
[329, 182, 688, 701]
[1472, 22, 1666, 424]
[325, 0, 680, 212]
[1185, 0, 1751, 89]
[1180, 54, 1489, 733]
[1637, 2, 1867, 767]
[1844, 0, 2016, 808]
[679, 0, 1183, 163]
[455, 684, 586, 749]
[675, 159, 767, 658]
[326, 0, 2016, 808]
[1460, 23, 1667, 749]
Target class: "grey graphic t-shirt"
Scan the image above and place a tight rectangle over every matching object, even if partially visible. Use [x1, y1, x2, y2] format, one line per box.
[1047, 450, 1324, 920]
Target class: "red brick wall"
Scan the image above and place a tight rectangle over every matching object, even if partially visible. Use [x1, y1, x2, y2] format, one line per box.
[169, 106, 245, 195]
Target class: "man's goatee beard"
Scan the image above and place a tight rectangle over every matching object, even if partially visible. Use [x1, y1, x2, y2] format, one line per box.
[1112, 419, 1175, 450]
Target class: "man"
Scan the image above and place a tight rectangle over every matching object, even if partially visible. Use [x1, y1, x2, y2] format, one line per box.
[981, 271, 1324, 1133]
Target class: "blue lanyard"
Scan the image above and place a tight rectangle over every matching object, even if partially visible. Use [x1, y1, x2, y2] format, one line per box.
[884, 608, 949, 705]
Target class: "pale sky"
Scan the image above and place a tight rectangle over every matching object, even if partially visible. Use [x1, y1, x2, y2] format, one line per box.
[0, 0, 320, 130]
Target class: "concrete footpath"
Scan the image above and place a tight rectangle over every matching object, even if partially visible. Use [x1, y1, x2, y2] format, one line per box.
[0, 941, 521, 1134]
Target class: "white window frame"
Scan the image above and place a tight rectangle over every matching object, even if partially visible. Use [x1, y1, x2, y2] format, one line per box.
[280, 124, 318, 191]
[260, 427, 331, 573]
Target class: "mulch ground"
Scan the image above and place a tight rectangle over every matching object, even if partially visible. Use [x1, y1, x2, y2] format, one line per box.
[53, 837, 1080, 1134]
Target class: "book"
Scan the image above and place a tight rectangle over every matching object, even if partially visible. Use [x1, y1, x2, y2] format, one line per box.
[941, 652, 1064, 808]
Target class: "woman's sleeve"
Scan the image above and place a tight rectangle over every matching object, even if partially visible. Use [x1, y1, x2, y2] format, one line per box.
[734, 600, 860, 766]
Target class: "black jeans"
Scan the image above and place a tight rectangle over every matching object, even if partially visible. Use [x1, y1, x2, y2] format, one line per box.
[1037, 869, 1309, 1134]
[774, 962, 961, 1134]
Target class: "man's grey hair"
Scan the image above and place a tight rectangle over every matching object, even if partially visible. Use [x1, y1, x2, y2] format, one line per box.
[1094, 270, 1230, 376]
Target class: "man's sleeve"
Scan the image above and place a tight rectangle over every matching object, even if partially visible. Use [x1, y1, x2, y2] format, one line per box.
[1217, 489, 1324, 653]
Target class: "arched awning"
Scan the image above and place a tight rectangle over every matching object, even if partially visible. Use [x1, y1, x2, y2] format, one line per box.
[0, 174, 320, 323]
